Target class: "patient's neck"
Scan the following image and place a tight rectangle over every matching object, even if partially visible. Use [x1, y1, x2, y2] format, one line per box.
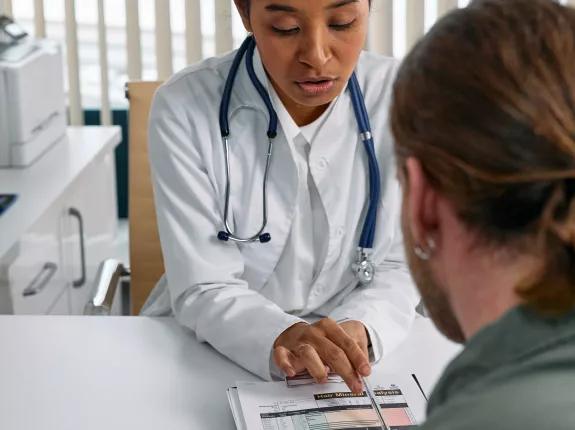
[448, 250, 535, 339]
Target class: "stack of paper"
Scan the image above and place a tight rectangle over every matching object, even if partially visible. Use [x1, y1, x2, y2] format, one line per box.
[228, 373, 426, 429]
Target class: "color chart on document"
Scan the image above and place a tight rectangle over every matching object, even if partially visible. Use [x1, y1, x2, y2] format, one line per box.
[229, 376, 426, 430]
[259, 388, 418, 430]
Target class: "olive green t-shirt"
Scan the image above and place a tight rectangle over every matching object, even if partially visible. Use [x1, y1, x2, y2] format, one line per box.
[420, 306, 575, 430]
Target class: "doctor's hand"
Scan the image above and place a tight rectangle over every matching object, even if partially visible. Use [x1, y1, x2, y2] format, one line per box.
[339, 321, 370, 365]
[273, 318, 371, 394]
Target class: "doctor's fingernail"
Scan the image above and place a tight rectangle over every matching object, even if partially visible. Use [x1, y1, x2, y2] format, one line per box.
[359, 364, 371, 375]
[286, 367, 296, 377]
[353, 382, 364, 393]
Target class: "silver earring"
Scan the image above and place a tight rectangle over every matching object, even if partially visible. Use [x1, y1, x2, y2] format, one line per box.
[414, 237, 436, 261]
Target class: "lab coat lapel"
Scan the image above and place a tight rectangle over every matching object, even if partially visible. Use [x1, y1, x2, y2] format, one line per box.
[229, 44, 299, 290]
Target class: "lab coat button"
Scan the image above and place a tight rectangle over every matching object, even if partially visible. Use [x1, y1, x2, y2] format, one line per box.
[316, 158, 328, 171]
[314, 284, 325, 295]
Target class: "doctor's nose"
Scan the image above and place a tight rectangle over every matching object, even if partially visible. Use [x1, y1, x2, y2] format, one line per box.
[298, 30, 332, 69]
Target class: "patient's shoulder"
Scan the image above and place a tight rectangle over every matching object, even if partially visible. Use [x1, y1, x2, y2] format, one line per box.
[421, 375, 575, 430]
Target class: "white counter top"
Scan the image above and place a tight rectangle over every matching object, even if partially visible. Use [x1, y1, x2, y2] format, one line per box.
[0, 315, 461, 430]
[0, 126, 122, 260]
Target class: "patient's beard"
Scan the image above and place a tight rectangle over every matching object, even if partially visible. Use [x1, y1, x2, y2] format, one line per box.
[402, 224, 466, 344]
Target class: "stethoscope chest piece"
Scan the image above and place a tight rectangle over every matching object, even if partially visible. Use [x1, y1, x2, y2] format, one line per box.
[352, 248, 375, 284]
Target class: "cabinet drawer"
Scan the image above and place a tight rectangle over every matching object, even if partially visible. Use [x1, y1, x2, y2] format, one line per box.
[48, 288, 71, 315]
[7, 202, 66, 314]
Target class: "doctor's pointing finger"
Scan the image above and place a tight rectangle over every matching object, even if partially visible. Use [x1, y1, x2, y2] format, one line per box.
[142, 0, 420, 390]
[273, 318, 371, 393]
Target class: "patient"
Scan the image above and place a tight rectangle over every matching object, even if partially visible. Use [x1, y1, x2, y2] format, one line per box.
[390, 0, 575, 428]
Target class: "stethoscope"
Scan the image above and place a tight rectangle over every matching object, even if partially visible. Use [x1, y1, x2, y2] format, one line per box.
[216, 35, 381, 284]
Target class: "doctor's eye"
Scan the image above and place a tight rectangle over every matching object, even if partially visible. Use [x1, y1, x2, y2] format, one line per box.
[272, 26, 299, 36]
[329, 20, 357, 31]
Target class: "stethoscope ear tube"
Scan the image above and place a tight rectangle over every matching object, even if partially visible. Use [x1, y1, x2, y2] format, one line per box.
[217, 35, 277, 244]
[219, 37, 253, 138]
[218, 135, 274, 244]
[245, 39, 278, 139]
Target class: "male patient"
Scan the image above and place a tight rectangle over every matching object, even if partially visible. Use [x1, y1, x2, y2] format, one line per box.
[390, 0, 575, 428]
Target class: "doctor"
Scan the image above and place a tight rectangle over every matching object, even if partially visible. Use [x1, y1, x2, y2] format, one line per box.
[143, 0, 419, 393]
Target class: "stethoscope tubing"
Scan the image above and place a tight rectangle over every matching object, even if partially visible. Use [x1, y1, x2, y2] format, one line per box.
[217, 35, 381, 258]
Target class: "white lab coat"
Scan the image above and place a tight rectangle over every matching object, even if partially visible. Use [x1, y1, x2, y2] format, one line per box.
[142, 46, 420, 380]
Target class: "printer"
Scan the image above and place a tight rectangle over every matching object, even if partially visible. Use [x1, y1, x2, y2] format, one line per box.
[0, 33, 67, 168]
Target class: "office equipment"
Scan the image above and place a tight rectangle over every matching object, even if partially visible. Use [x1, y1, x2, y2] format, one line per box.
[0, 15, 28, 42]
[227, 373, 425, 430]
[0, 194, 16, 216]
[0, 38, 66, 167]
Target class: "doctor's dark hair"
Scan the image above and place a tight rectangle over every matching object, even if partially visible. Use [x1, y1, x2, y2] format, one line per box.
[391, 0, 575, 315]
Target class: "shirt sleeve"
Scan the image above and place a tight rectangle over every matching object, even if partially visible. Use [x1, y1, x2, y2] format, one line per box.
[148, 82, 305, 380]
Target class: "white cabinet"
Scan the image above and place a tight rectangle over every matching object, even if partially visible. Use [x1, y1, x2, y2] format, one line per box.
[3, 200, 67, 315]
[47, 288, 71, 315]
[61, 151, 118, 315]
[0, 127, 122, 315]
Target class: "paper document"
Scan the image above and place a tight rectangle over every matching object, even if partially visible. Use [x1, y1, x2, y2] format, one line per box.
[228, 373, 426, 430]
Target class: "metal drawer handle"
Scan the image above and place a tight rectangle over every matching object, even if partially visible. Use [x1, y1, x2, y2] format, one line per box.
[68, 207, 86, 288]
[22, 262, 58, 297]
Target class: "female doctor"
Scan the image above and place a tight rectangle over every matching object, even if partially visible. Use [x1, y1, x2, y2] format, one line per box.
[143, 0, 419, 393]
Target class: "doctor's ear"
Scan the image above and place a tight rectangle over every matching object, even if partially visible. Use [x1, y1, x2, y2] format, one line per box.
[404, 157, 440, 248]
[234, 0, 253, 32]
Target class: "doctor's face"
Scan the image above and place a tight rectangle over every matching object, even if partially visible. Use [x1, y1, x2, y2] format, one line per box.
[236, 0, 369, 122]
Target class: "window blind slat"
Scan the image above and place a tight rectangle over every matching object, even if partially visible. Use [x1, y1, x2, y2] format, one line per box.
[185, 0, 203, 64]
[64, 0, 83, 125]
[437, 0, 459, 18]
[215, 0, 233, 54]
[2, 0, 12, 17]
[405, 0, 425, 51]
[155, 0, 174, 80]
[126, 0, 143, 81]
[368, 0, 394, 56]
[33, 0, 46, 38]
[98, 0, 112, 126]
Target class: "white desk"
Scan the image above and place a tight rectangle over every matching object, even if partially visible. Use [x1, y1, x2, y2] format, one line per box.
[0, 316, 460, 430]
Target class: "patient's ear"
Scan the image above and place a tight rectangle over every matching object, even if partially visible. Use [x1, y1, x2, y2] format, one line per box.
[404, 157, 440, 246]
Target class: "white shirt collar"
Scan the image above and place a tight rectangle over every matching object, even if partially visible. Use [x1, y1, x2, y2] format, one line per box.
[267, 82, 302, 144]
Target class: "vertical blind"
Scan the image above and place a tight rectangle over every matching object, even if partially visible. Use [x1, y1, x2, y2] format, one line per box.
[4, 0, 571, 125]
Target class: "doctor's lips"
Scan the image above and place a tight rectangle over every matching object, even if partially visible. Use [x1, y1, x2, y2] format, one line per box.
[296, 77, 336, 95]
